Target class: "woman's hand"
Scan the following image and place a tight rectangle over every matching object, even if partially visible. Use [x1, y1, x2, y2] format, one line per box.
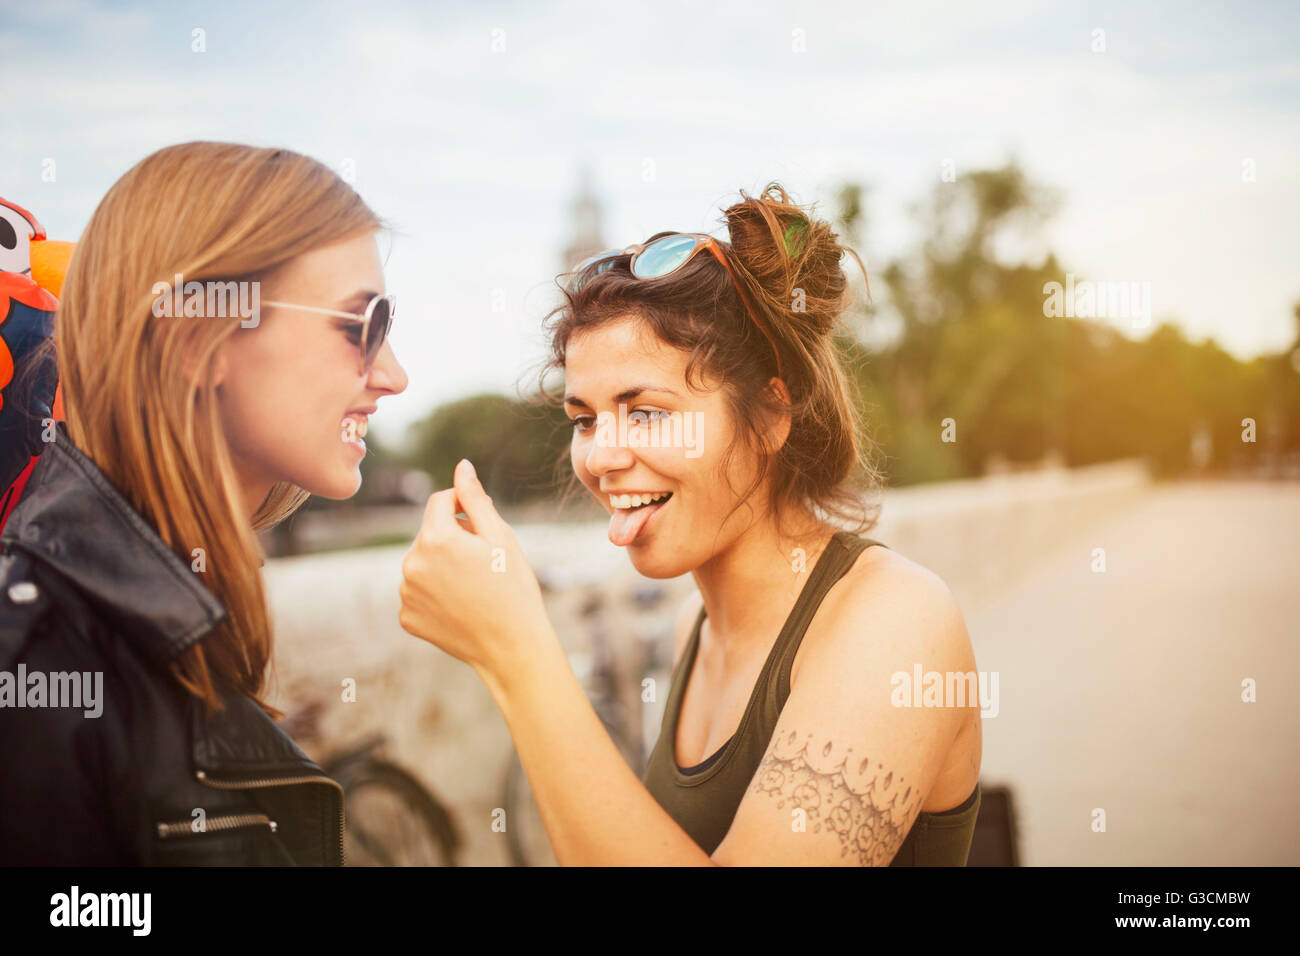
[398, 459, 554, 684]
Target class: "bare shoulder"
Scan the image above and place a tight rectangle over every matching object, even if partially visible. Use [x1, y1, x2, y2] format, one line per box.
[712, 543, 978, 865]
[805, 542, 974, 675]
[671, 588, 705, 670]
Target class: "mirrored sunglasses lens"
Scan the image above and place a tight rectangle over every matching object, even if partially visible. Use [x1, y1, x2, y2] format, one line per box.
[631, 234, 700, 279]
[574, 251, 616, 272]
[364, 297, 391, 369]
[570, 251, 619, 290]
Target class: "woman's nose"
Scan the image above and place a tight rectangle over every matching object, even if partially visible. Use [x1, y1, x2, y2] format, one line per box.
[584, 420, 635, 476]
[369, 339, 408, 395]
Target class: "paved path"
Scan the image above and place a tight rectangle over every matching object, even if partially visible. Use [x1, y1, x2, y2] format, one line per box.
[966, 480, 1300, 865]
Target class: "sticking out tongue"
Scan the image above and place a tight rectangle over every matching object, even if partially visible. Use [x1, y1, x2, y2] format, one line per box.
[608, 498, 668, 547]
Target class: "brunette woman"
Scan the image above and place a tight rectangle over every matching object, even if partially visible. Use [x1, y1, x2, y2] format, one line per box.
[399, 183, 981, 866]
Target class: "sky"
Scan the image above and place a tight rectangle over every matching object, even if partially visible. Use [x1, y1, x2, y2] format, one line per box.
[2, 0, 1298, 446]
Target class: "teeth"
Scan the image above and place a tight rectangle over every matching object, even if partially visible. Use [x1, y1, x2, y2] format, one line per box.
[608, 491, 670, 510]
[341, 417, 368, 442]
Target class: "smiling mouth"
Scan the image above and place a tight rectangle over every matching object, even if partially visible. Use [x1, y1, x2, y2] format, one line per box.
[608, 491, 670, 510]
[607, 492, 672, 546]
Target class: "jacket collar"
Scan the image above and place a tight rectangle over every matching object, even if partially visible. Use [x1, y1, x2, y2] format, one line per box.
[0, 420, 227, 667]
[189, 690, 327, 780]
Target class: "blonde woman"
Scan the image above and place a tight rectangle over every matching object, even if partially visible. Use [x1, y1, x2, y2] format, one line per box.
[399, 185, 982, 866]
[0, 142, 408, 864]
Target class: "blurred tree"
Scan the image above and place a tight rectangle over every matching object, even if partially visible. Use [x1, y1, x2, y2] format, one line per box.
[399, 172, 1298, 500]
[834, 161, 1300, 484]
[862, 163, 1064, 481]
[403, 392, 571, 502]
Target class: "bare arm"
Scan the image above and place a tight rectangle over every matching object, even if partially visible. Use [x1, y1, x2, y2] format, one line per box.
[480, 636, 717, 866]
[711, 568, 974, 866]
[481, 565, 972, 866]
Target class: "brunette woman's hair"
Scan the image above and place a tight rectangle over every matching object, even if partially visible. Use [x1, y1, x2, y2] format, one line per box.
[542, 182, 885, 534]
[55, 141, 383, 717]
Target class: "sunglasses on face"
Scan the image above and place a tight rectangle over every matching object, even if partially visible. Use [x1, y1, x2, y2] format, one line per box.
[260, 293, 395, 375]
[570, 233, 783, 377]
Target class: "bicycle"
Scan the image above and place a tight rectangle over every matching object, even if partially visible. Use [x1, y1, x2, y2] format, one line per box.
[281, 698, 463, 866]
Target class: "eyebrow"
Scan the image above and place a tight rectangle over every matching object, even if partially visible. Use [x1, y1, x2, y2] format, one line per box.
[563, 384, 682, 408]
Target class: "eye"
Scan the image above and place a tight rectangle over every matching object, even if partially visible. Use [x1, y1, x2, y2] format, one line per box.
[569, 416, 596, 434]
[628, 408, 670, 425]
[340, 320, 364, 345]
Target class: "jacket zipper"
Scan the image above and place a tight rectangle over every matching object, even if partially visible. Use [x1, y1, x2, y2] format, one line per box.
[157, 812, 277, 839]
[196, 769, 346, 865]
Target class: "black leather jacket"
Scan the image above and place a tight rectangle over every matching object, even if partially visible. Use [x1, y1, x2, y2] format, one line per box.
[0, 422, 343, 865]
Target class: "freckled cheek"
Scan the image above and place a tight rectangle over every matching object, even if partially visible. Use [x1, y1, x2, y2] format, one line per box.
[674, 433, 726, 512]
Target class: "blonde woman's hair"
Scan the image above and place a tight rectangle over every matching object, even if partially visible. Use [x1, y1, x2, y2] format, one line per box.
[55, 141, 382, 716]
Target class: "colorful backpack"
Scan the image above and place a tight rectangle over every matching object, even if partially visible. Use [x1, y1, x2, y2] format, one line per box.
[0, 197, 70, 533]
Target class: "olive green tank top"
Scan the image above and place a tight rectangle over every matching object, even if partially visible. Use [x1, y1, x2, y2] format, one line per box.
[642, 531, 981, 866]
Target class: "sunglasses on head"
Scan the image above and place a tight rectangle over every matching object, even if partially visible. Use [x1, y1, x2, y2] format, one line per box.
[260, 293, 395, 375]
[570, 233, 782, 377]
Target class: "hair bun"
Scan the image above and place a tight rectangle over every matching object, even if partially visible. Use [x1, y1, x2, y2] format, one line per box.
[722, 183, 852, 339]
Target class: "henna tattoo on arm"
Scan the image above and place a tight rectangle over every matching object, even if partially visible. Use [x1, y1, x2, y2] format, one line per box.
[750, 729, 925, 866]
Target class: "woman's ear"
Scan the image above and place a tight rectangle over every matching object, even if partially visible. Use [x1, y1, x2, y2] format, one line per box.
[762, 377, 793, 454]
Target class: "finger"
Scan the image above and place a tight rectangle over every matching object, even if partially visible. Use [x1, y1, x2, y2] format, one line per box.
[422, 488, 462, 540]
[452, 459, 504, 539]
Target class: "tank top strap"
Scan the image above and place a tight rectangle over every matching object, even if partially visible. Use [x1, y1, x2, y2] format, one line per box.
[769, 531, 885, 709]
[658, 530, 887, 778]
[674, 531, 881, 678]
